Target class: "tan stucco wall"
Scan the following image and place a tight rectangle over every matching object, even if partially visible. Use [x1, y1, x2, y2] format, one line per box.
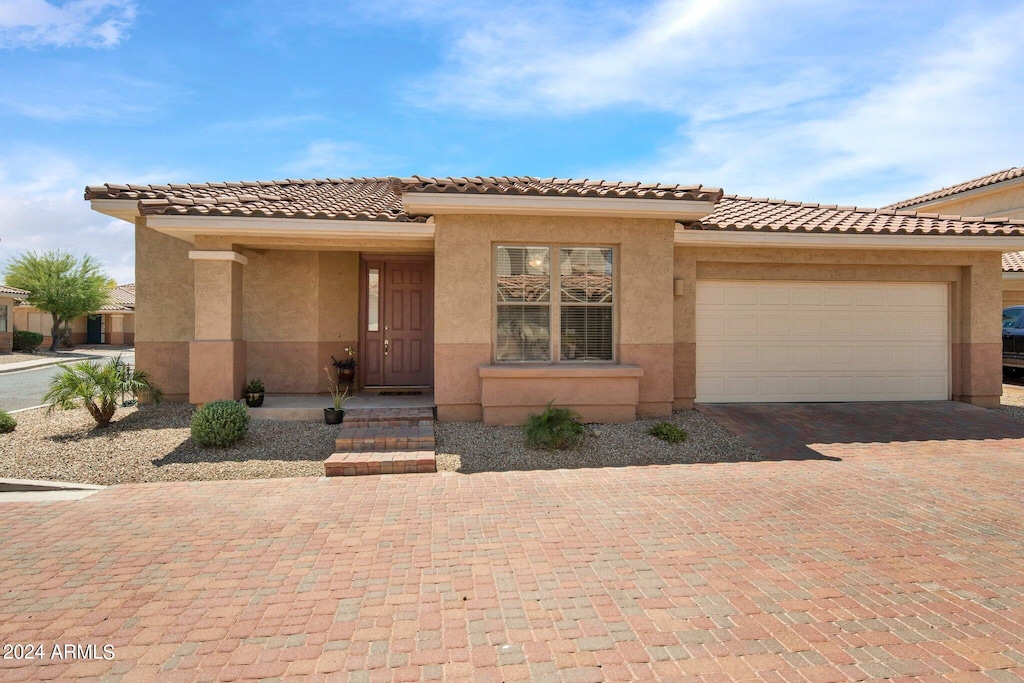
[918, 183, 1024, 219]
[0, 295, 13, 353]
[434, 214, 675, 422]
[673, 246, 1003, 408]
[242, 249, 359, 393]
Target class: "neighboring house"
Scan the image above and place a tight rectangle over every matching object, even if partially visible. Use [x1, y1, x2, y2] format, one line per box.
[85, 176, 1024, 421]
[13, 284, 136, 348]
[0, 285, 30, 354]
[882, 167, 1024, 307]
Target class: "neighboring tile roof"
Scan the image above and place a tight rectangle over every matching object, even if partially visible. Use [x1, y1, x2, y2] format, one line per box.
[99, 285, 135, 311]
[398, 175, 723, 202]
[1003, 252, 1024, 272]
[0, 285, 30, 296]
[690, 195, 1024, 236]
[84, 176, 723, 221]
[86, 178, 420, 222]
[883, 167, 1024, 210]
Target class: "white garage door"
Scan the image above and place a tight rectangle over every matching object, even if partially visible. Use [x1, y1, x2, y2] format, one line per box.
[696, 281, 949, 402]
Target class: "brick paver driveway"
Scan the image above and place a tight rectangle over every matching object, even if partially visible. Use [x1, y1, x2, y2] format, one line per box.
[2, 421, 1023, 681]
[699, 401, 1024, 461]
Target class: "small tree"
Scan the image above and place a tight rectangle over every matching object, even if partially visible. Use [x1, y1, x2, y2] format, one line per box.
[4, 250, 112, 352]
[43, 355, 162, 427]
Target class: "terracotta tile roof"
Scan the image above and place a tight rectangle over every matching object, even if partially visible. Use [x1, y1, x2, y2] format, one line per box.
[690, 195, 1024, 236]
[84, 176, 723, 221]
[0, 285, 30, 297]
[1003, 252, 1024, 272]
[85, 178, 421, 222]
[99, 285, 135, 312]
[398, 175, 723, 202]
[883, 167, 1024, 210]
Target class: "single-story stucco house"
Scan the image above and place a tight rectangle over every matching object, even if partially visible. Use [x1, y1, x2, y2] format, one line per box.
[85, 175, 1024, 423]
[0, 285, 31, 354]
[13, 284, 136, 348]
[881, 166, 1024, 307]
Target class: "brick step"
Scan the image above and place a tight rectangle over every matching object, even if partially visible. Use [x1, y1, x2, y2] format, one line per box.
[341, 407, 434, 427]
[335, 422, 434, 452]
[324, 450, 436, 476]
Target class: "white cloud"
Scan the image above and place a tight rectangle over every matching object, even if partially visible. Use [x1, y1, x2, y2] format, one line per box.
[0, 148, 186, 285]
[372, 0, 1022, 205]
[281, 140, 398, 178]
[0, 0, 137, 49]
[610, 5, 1024, 206]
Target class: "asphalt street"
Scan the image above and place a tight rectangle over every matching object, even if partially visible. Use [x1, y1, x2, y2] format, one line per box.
[0, 353, 135, 412]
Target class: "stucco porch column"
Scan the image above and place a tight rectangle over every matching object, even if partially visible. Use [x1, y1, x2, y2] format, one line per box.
[189, 249, 247, 404]
[108, 313, 125, 345]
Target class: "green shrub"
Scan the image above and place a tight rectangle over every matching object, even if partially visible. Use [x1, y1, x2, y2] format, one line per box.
[0, 410, 16, 434]
[191, 400, 250, 448]
[648, 422, 687, 444]
[245, 378, 264, 393]
[524, 402, 587, 450]
[12, 330, 43, 352]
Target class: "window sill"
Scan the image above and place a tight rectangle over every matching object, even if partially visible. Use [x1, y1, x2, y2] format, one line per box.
[479, 363, 644, 379]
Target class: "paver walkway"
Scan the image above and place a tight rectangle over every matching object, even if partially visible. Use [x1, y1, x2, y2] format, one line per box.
[1, 425, 1023, 680]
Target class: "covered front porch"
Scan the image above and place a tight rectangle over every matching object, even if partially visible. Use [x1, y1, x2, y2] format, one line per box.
[247, 391, 435, 421]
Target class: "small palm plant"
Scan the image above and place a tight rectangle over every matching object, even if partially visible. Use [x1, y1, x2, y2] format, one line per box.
[43, 355, 162, 427]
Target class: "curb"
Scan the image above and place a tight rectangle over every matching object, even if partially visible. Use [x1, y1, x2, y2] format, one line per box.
[0, 355, 102, 375]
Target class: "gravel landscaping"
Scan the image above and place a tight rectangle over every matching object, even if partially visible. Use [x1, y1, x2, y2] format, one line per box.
[0, 403, 336, 485]
[1, 402, 762, 485]
[435, 410, 762, 473]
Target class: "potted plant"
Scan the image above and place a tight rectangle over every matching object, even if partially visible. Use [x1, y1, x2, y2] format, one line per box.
[332, 347, 357, 385]
[244, 378, 265, 407]
[324, 367, 352, 424]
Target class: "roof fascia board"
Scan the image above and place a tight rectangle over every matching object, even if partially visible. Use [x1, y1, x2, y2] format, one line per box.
[90, 199, 141, 222]
[146, 215, 436, 242]
[1002, 271, 1024, 279]
[674, 226, 1024, 251]
[402, 193, 716, 220]
[897, 174, 1024, 210]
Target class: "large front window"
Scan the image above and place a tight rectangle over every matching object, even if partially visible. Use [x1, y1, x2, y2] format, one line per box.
[495, 245, 614, 362]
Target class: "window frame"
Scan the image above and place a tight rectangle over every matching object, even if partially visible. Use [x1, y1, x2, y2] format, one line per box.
[493, 243, 617, 364]
[0, 304, 6, 333]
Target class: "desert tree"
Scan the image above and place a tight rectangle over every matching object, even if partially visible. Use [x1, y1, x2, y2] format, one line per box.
[4, 250, 112, 352]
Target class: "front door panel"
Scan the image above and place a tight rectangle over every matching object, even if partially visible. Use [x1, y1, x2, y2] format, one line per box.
[361, 257, 433, 387]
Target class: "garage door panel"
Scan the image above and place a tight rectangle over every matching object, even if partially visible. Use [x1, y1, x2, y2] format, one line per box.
[696, 281, 949, 403]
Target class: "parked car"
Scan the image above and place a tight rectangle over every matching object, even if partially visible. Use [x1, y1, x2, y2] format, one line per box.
[1003, 306, 1024, 371]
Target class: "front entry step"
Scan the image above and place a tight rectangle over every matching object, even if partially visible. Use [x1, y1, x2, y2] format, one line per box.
[325, 407, 436, 477]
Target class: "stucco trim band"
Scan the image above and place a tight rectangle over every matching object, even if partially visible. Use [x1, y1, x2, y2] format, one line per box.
[151, 216, 436, 243]
[188, 250, 249, 265]
[674, 228, 1024, 251]
[1003, 273, 1024, 280]
[404, 194, 716, 220]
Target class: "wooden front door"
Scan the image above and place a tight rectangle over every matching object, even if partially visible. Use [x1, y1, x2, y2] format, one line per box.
[360, 257, 434, 387]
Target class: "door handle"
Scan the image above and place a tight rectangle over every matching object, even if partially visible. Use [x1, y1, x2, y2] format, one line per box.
[383, 339, 389, 356]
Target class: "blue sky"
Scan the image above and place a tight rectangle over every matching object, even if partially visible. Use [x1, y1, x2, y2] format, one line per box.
[2, 0, 1023, 283]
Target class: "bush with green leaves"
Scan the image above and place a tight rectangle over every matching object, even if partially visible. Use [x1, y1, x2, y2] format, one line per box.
[524, 402, 587, 450]
[648, 422, 687, 444]
[191, 400, 250, 448]
[43, 355, 162, 427]
[12, 330, 43, 352]
[0, 410, 16, 434]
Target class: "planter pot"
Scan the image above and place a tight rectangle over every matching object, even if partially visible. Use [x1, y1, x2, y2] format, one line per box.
[245, 391, 265, 408]
[338, 368, 355, 384]
[324, 408, 345, 425]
